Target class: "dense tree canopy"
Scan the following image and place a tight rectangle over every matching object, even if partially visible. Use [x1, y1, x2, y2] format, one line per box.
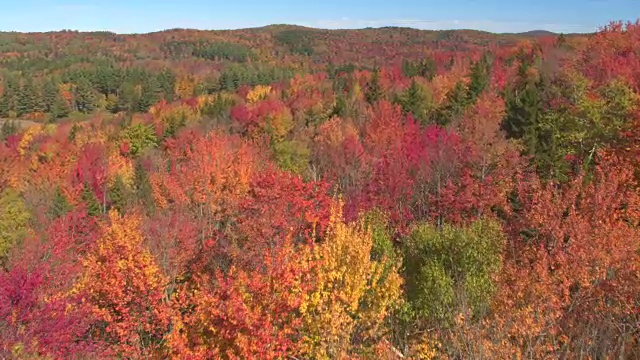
[1, 20, 639, 359]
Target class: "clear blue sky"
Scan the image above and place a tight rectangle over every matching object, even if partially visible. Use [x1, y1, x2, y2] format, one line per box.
[0, 0, 637, 34]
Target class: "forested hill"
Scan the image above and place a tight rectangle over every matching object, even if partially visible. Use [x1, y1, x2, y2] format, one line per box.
[0, 25, 571, 120]
[1, 20, 640, 359]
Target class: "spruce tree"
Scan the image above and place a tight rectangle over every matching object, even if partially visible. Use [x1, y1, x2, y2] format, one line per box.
[433, 81, 469, 126]
[365, 68, 383, 105]
[467, 53, 492, 102]
[402, 59, 419, 78]
[42, 79, 59, 113]
[74, 77, 97, 113]
[0, 77, 19, 118]
[332, 92, 348, 118]
[136, 75, 159, 113]
[47, 186, 72, 220]
[419, 57, 437, 80]
[17, 79, 37, 117]
[81, 182, 102, 217]
[157, 68, 176, 101]
[133, 161, 154, 212]
[108, 175, 129, 214]
[396, 79, 433, 125]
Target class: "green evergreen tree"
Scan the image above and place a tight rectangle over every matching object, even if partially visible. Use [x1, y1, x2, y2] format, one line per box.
[81, 182, 102, 217]
[396, 79, 433, 125]
[43, 79, 71, 121]
[402, 59, 420, 78]
[445, 56, 456, 71]
[0, 78, 14, 117]
[467, 53, 492, 102]
[0, 77, 18, 117]
[502, 59, 544, 146]
[116, 82, 136, 113]
[108, 175, 129, 214]
[556, 33, 567, 47]
[17, 79, 38, 116]
[419, 57, 437, 80]
[365, 68, 383, 105]
[136, 76, 159, 113]
[432, 81, 469, 126]
[74, 77, 97, 113]
[133, 161, 154, 212]
[501, 61, 571, 180]
[47, 186, 73, 220]
[157, 68, 176, 102]
[93, 65, 121, 96]
[331, 92, 348, 118]
[67, 123, 81, 143]
[42, 79, 59, 113]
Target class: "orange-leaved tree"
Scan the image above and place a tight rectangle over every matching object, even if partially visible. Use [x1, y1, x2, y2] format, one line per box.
[73, 210, 173, 357]
[493, 154, 640, 358]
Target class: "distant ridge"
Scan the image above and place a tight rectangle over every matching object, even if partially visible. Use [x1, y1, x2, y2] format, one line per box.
[514, 30, 559, 37]
[0, 25, 585, 36]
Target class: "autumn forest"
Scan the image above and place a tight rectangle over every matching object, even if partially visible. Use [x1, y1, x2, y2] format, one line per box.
[0, 20, 639, 359]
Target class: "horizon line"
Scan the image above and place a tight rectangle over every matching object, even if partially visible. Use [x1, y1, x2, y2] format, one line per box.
[0, 23, 593, 36]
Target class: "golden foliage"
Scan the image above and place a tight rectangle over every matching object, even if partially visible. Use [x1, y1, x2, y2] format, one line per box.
[175, 76, 197, 99]
[300, 202, 403, 359]
[17, 125, 42, 157]
[246, 85, 272, 103]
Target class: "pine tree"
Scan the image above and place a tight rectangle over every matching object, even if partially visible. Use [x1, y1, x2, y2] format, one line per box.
[157, 68, 176, 102]
[81, 182, 102, 217]
[108, 175, 129, 214]
[467, 52, 492, 102]
[136, 76, 159, 113]
[47, 186, 73, 220]
[332, 92, 348, 118]
[501, 65, 569, 179]
[117, 82, 136, 113]
[502, 58, 544, 143]
[432, 81, 469, 126]
[402, 59, 419, 78]
[133, 161, 154, 211]
[44, 79, 70, 121]
[419, 57, 437, 80]
[42, 79, 59, 113]
[0, 77, 19, 118]
[396, 79, 433, 125]
[556, 33, 567, 47]
[74, 78, 97, 113]
[365, 68, 383, 105]
[17, 79, 37, 117]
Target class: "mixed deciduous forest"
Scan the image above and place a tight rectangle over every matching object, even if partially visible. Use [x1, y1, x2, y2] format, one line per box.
[0, 20, 639, 359]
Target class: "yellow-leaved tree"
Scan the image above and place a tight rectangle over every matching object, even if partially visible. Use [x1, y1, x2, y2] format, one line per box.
[300, 202, 403, 359]
[246, 85, 272, 104]
[0, 188, 31, 263]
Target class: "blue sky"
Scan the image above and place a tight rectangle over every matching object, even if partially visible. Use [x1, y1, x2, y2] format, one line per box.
[0, 0, 636, 34]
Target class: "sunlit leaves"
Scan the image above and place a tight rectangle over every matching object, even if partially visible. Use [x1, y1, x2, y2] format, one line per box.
[300, 203, 403, 359]
[73, 210, 171, 357]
